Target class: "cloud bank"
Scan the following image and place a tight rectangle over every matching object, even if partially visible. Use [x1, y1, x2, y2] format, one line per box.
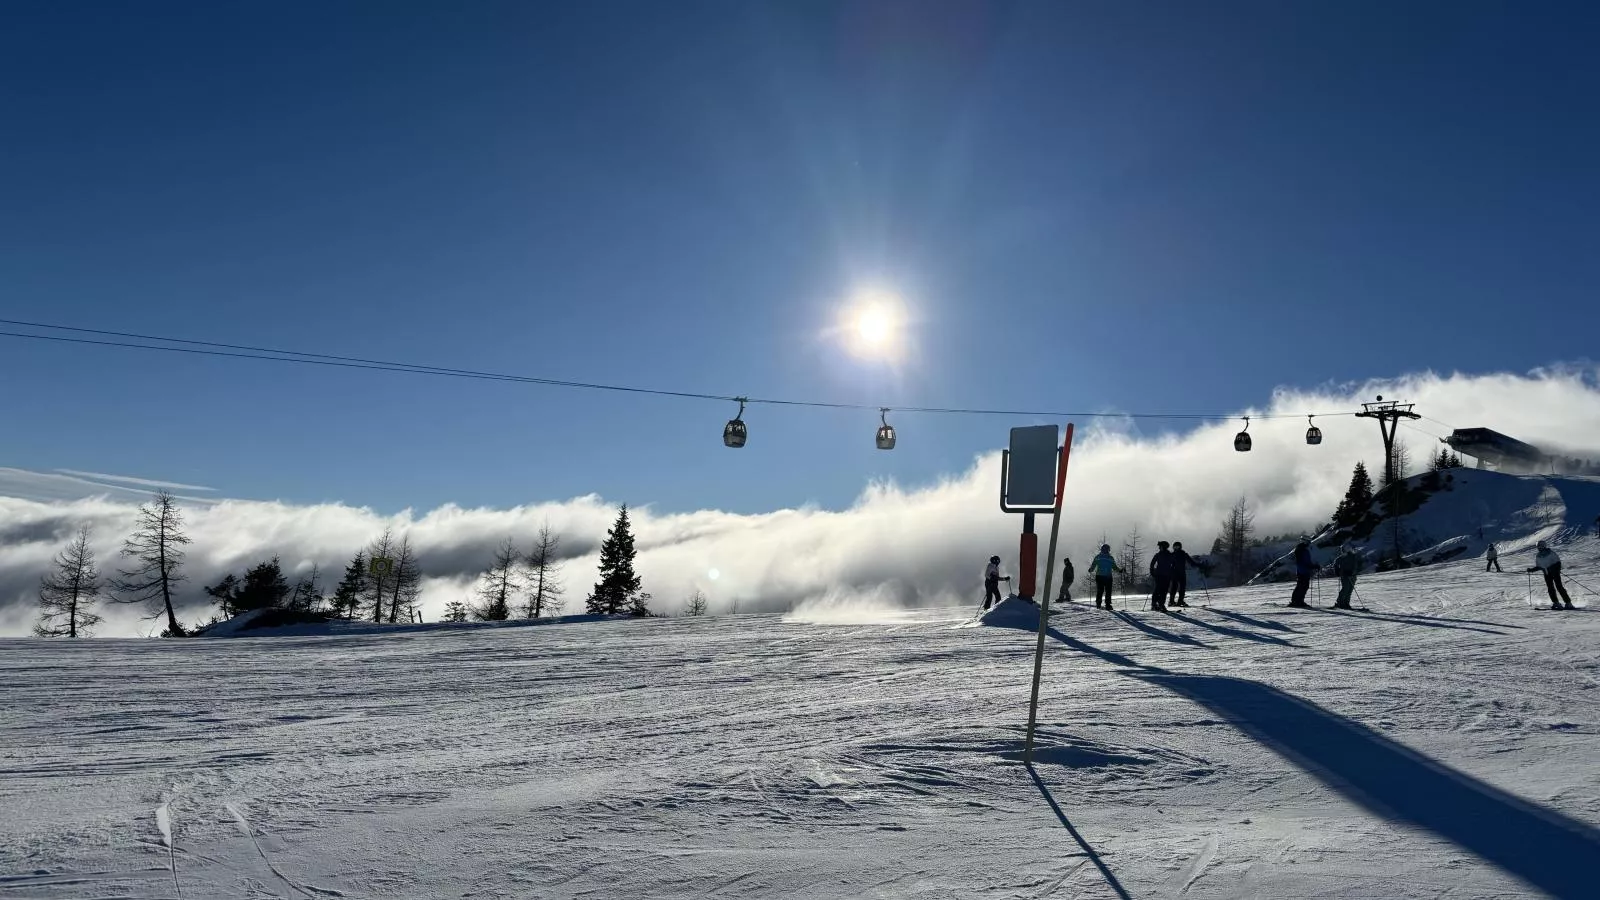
[2, 367, 1597, 637]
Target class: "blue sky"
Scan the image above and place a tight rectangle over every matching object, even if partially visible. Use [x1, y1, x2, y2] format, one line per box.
[2, 1, 1596, 515]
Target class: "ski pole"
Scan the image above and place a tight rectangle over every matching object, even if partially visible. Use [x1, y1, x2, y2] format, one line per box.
[1199, 574, 1212, 607]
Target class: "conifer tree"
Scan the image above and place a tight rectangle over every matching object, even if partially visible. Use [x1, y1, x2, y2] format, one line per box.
[35, 525, 104, 637]
[1216, 496, 1256, 586]
[472, 538, 520, 621]
[288, 564, 323, 611]
[521, 522, 566, 618]
[331, 551, 368, 620]
[235, 557, 290, 612]
[110, 491, 190, 636]
[684, 589, 708, 616]
[1116, 526, 1145, 594]
[587, 505, 642, 615]
[387, 535, 422, 623]
[1334, 461, 1376, 526]
[442, 600, 469, 623]
[366, 530, 397, 623]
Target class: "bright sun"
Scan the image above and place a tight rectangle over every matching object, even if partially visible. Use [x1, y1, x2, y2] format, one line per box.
[840, 290, 905, 360]
[853, 305, 894, 346]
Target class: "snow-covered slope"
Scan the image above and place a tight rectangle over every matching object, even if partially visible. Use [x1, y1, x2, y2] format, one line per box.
[3, 540, 1599, 899]
[1256, 470, 1600, 579]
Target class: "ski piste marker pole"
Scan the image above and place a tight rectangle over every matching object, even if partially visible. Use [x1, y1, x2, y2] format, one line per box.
[1025, 423, 1074, 766]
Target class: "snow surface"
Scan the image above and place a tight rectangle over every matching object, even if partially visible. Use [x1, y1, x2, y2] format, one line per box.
[4, 541, 1600, 897]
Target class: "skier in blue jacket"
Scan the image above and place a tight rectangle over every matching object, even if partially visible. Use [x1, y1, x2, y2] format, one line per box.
[1089, 544, 1123, 610]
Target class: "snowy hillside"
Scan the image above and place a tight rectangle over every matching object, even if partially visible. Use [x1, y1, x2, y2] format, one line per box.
[1255, 469, 1600, 579]
[3, 537, 1600, 899]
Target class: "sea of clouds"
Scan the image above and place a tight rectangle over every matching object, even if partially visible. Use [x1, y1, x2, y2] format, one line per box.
[2, 366, 1596, 636]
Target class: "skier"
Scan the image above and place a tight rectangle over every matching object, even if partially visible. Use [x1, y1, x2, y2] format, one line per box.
[1485, 543, 1501, 573]
[1527, 541, 1574, 609]
[983, 555, 1011, 611]
[1089, 544, 1123, 610]
[1167, 541, 1199, 607]
[1289, 538, 1314, 608]
[1057, 556, 1075, 603]
[1150, 541, 1175, 610]
[1332, 545, 1363, 609]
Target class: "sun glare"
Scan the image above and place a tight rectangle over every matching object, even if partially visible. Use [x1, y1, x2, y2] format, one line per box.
[839, 290, 906, 361]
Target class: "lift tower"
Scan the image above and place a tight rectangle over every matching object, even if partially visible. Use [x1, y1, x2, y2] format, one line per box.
[1355, 396, 1421, 486]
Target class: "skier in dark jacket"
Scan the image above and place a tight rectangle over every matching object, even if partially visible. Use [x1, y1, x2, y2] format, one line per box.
[1332, 545, 1362, 609]
[1057, 556, 1075, 603]
[1289, 538, 1314, 608]
[1150, 541, 1175, 610]
[1528, 542, 1574, 609]
[1167, 541, 1199, 607]
[1089, 544, 1122, 609]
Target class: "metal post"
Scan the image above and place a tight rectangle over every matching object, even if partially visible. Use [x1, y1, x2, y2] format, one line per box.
[1025, 424, 1075, 765]
[1019, 513, 1038, 600]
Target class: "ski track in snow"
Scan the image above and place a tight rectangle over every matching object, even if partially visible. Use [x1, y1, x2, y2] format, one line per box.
[4, 538, 1600, 897]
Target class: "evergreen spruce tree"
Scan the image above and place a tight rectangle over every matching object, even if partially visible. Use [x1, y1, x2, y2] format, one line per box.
[586, 505, 642, 615]
[472, 538, 520, 621]
[1334, 461, 1376, 527]
[442, 600, 469, 623]
[235, 557, 291, 612]
[110, 491, 191, 636]
[35, 525, 104, 637]
[331, 551, 368, 620]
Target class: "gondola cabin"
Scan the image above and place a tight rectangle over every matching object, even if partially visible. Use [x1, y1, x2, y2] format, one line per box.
[1234, 431, 1252, 452]
[876, 423, 897, 450]
[723, 417, 747, 448]
[1305, 425, 1322, 445]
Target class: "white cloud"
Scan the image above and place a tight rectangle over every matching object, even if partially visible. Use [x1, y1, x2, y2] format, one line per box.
[1, 366, 1596, 636]
[53, 469, 215, 492]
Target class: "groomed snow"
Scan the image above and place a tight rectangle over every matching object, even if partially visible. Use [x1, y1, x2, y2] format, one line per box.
[4, 541, 1600, 898]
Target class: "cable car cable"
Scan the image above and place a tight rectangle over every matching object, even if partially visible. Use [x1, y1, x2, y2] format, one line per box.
[0, 319, 1363, 422]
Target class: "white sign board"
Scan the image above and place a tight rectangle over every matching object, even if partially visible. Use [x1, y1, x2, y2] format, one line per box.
[1006, 425, 1059, 508]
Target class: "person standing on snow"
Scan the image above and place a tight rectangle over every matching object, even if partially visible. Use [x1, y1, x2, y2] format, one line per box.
[1332, 545, 1363, 609]
[1289, 538, 1315, 608]
[1057, 556, 1075, 603]
[1150, 541, 1175, 610]
[1527, 541, 1574, 609]
[1167, 541, 1199, 607]
[1089, 544, 1122, 610]
[1485, 543, 1502, 573]
[983, 555, 1012, 611]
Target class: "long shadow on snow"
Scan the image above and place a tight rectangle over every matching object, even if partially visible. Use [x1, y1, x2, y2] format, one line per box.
[1202, 607, 1301, 633]
[1133, 672, 1600, 899]
[1110, 611, 1211, 649]
[1026, 764, 1134, 900]
[1320, 608, 1509, 636]
[1166, 611, 1300, 648]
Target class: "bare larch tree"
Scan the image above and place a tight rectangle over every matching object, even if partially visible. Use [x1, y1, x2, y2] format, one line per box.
[36, 525, 105, 637]
[522, 522, 566, 618]
[472, 538, 520, 621]
[111, 491, 191, 636]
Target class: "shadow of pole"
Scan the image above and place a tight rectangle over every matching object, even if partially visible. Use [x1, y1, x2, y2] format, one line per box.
[1319, 608, 1508, 636]
[1026, 763, 1134, 900]
[1136, 673, 1600, 899]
